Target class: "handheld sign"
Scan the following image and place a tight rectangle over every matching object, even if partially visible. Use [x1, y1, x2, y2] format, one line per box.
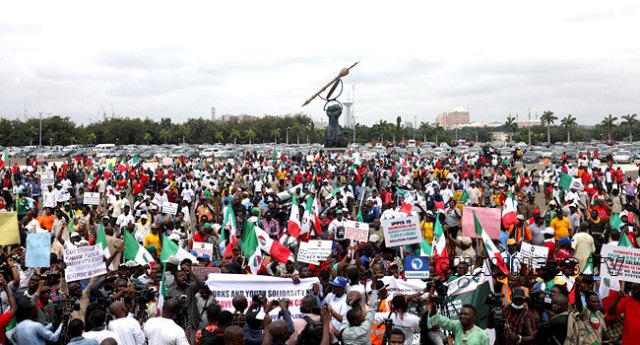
[26, 233, 51, 267]
[344, 220, 369, 243]
[403, 256, 430, 279]
[83, 192, 100, 206]
[382, 215, 421, 247]
[163, 202, 179, 215]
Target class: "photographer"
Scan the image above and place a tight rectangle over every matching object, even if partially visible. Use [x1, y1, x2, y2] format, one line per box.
[338, 273, 383, 345]
[373, 295, 420, 345]
[425, 277, 489, 345]
[492, 287, 537, 345]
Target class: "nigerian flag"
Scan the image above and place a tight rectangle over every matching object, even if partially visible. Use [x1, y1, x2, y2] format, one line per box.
[610, 213, 623, 231]
[127, 155, 140, 165]
[243, 221, 263, 274]
[459, 190, 469, 203]
[160, 235, 197, 263]
[443, 267, 492, 328]
[123, 230, 155, 265]
[558, 173, 573, 191]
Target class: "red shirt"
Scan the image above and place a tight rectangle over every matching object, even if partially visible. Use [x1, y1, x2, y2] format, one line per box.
[0, 311, 14, 345]
[132, 182, 144, 195]
[616, 297, 640, 345]
[117, 179, 128, 191]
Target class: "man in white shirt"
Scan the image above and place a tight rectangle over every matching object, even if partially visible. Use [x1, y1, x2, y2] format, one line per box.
[320, 277, 349, 342]
[153, 191, 168, 210]
[83, 309, 122, 344]
[181, 185, 195, 204]
[53, 184, 65, 205]
[143, 299, 189, 345]
[42, 185, 56, 208]
[116, 205, 135, 230]
[108, 301, 146, 345]
[328, 210, 346, 240]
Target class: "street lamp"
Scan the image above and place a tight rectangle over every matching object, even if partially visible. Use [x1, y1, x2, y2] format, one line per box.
[49, 138, 53, 147]
[286, 128, 290, 145]
[116, 138, 119, 146]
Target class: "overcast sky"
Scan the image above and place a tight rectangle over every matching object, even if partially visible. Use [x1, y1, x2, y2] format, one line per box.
[1, 1, 639, 126]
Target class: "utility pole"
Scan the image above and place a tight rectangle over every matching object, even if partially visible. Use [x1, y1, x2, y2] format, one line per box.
[353, 115, 356, 144]
[528, 107, 531, 146]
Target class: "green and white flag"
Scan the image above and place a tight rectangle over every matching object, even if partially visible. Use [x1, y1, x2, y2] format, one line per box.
[160, 235, 197, 263]
[444, 263, 492, 328]
[95, 224, 110, 259]
[582, 253, 594, 275]
[127, 155, 140, 166]
[243, 221, 263, 274]
[123, 230, 155, 265]
[0, 150, 8, 167]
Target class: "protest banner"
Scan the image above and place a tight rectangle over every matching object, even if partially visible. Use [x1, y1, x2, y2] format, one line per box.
[600, 244, 640, 284]
[344, 220, 369, 243]
[83, 192, 100, 205]
[381, 215, 421, 247]
[519, 242, 549, 268]
[162, 157, 172, 166]
[297, 240, 332, 264]
[26, 233, 51, 267]
[403, 256, 430, 278]
[365, 276, 425, 298]
[40, 171, 55, 187]
[64, 245, 107, 282]
[0, 212, 20, 245]
[192, 241, 214, 258]
[461, 207, 501, 239]
[193, 266, 219, 280]
[206, 274, 319, 319]
[162, 202, 179, 215]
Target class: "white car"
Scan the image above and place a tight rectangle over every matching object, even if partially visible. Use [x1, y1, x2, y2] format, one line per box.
[613, 150, 633, 163]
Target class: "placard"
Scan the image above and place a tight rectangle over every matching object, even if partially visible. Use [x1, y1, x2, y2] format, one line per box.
[0, 212, 20, 245]
[163, 202, 179, 215]
[64, 245, 107, 282]
[519, 242, 549, 268]
[84, 192, 100, 205]
[162, 157, 173, 166]
[297, 240, 332, 264]
[193, 266, 219, 280]
[40, 171, 55, 187]
[461, 207, 501, 239]
[600, 244, 640, 284]
[192, 241, 214, 258]
[403, 256, 430, 279]
[382, 215, 421, 247]
[344, 221, 369, 243]
[26, 233, 51, 267]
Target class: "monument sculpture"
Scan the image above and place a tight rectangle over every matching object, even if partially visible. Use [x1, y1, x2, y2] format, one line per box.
[302, 62, 358, 148]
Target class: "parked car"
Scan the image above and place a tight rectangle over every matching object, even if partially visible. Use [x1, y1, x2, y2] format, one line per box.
[522, 151, 541, 163]
[613, 150, 633, 163]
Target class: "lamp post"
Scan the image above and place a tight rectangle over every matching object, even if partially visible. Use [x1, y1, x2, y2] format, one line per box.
[286, 128, 290, 145]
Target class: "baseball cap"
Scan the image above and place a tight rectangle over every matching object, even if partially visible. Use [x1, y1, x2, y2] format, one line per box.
[329, 276, 348, 289]
[197, 253, 211, 261]
[516, 215, 525, 221]
[70, 232, 81, 239]
[558, 237, 572, 246]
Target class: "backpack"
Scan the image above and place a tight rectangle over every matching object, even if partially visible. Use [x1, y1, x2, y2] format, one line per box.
[299, 316, 324, 345]
[199, 328, 224, 345]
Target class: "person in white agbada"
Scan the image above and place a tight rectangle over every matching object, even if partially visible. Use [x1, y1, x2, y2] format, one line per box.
[107, 301, 146, 345]
[143, 299, 189, 345]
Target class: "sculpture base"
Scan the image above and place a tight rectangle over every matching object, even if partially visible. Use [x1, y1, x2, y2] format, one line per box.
[324, 135, 348, 148]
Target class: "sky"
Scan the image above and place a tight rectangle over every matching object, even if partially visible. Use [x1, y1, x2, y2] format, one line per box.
[1, 1, 639, 126]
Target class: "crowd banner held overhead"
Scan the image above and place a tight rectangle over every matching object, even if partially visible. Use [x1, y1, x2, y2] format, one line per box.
[64, 245, 108, 282]
[206, 274, 319, 319]
[162, 157, 172, 166]
[519, 242, 549, 268]
[403, 256, 430, 279]
[600, 244, 640, 285]
[344, 220, 369, 243]
[382, 215, 421, 247]
[192, 241, 213, 258]
[297, 240, 332, 264]
[0, 212, 20, 245]
[162, 202, 179, 215]
[26, 233, 51, 267]
[461, 207, 501, 239]
[83, 192, 100, 205]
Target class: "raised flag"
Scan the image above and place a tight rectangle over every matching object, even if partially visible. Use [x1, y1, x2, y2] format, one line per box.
[160, 234, 197, 263]
[220, 206, 238, 256]
[123, 230, 155, 265]
[459, 190, 469, 204]
[255, 226, 291, 264]
[558, 173, 573, 191]
[431, 211, 449, 275]
[287, 195, 302, 238]
[95, 224, 110, 259]
[501, 191, 518, 228]
[581, 253, 593, 275]
[243, 222, 263, 274]
[0, 150, 8, 168]
[128, 155, 140, 166]
[300, 195, 314, 241]
[476, 212, 509, 275]
[444, 270, 492, 328]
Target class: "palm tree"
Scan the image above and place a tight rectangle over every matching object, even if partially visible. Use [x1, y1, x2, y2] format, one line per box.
[419, 121, 432, 143]
[540, 111, 557, 145]
[271, 128, 281, 144]
[144, 132, 153, 145]
[504, 115, 518, 142]
[86, 132, 97, 145]
[159, 129, 172, 144]
[372, 119, 390, 144]
[230, 129, 241, 144]
[601, 114, 618, 141]
[560, 114, 577, 143]
[213, 130, 224, 143]
[621, 113, 637, 142]
[245, 128, 256, 144]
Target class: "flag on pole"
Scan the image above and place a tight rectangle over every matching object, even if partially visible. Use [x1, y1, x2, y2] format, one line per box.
[220, 206, 238, 257]
[459, 190, 469, 204]
[287, 195, 302, 238]
[0, 150, 8, 168]
[431, 211, 449, 275]
[255, 226, 291, 264]
[243, 222, 263, 274]
[475, 212, 509, 275]
[300, 195, 314, 241]
[95, 224, 110, 259]
[127, 155, 140, 166]
[123, 230, 155, 265]
[558, 173, 573, 191]
[501, 191, 518, 228]
[160, 234, 197, 263]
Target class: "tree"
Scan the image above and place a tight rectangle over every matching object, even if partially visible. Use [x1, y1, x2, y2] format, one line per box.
[601, 114, 618, 142]
[159, 129, 172, 144]
[504, 115, 518, 142]
[230, 129, 241, 144]
[540, 111, 557, 145]
[144, 132, 153, 145]
[86, 132, 97, 145]
[419, 121, 432, 143]
[213, 130, 224, 144]
[560, 114, 577, 143]
[271, 128, 281, 143]
[245, 128, 256, 144]
[621, 113, 637, 142]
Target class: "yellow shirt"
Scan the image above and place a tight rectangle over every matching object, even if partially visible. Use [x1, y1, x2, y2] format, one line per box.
[550, 217, 571, 240]
[421, 220, 434, 244]
[144, 232, 162, 256]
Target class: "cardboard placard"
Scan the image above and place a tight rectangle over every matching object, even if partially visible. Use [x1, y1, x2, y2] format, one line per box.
[192, 241, 214, 258]
[382, 215, 421, 247]
[64, 245, 107, 282]
[162, 202, 179, 215]
[297, 240, 332, 264]
[84, 192, 100, 205]
[344, 220, 369, 243]
[26, 233, 51, 267]
[519, 242, 549, 268]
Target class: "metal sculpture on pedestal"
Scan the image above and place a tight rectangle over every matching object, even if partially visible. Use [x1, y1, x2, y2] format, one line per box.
[302, 62, 359, 148]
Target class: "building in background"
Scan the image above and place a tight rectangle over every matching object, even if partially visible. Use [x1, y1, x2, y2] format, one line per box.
[218, 114, 257, 122]
[436, 107, 470, 129]
[211, 107, 216, 121]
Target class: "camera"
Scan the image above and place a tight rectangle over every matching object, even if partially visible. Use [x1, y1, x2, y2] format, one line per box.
[425, 278, 448, 304]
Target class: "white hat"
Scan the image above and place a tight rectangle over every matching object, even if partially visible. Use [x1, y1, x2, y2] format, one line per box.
[140, 214, 149, 219]
[70, 232, 81, 239]
[166, 255, 181, 266]
[369, 234, 380, 242]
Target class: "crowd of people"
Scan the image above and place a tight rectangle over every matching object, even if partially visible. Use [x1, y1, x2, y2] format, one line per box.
[0, 145, 638, 345]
